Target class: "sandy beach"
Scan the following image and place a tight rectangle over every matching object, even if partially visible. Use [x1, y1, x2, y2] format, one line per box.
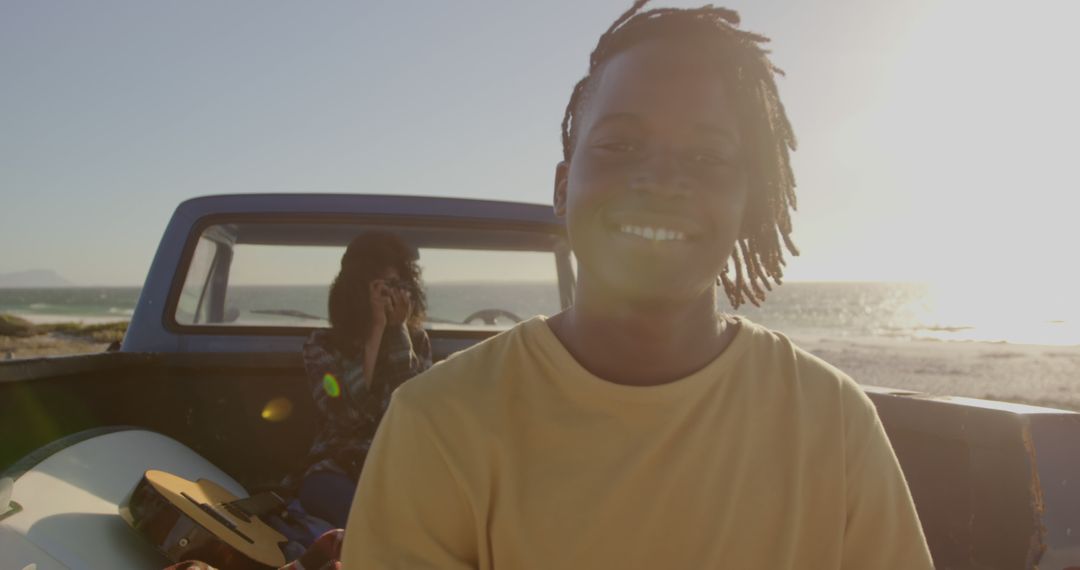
[1, 313, 124, 360]
[797, 335, 1080, 412]
[1, 333, 113, 359]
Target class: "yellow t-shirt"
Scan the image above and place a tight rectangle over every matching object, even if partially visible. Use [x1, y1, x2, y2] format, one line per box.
[342, 316, 933, 569]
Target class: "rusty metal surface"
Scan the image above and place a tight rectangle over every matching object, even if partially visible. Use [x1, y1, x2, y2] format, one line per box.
[866, 387, 1080, 569]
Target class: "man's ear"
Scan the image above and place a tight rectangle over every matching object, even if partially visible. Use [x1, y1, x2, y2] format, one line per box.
[553, 161, 569, 217]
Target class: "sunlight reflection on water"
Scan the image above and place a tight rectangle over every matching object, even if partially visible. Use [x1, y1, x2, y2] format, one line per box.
[733, 282, 1080, 346]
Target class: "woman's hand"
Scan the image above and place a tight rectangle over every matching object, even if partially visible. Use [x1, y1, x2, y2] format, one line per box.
[368, 280, 391, 335]
[385, 286, 412, 327]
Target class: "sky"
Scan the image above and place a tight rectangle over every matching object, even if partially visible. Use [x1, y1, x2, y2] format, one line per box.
[2, 0, 1079, 297]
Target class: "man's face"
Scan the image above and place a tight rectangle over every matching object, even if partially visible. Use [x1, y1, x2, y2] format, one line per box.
[555, 38, 749, 303]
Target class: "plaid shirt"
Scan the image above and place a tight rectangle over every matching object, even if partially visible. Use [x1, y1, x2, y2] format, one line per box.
[296, 325, 431, 482]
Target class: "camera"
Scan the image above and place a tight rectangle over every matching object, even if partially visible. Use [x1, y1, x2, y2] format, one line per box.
[382, 277, 418, 297]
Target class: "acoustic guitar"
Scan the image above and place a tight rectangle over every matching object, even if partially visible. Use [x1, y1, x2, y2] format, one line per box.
[120, 469, 289, 569]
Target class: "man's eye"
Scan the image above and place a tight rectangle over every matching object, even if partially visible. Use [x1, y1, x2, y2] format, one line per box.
[690, 150, 733, 166]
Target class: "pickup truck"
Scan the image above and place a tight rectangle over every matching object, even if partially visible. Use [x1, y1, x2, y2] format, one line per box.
[1, 194, 1077, 569]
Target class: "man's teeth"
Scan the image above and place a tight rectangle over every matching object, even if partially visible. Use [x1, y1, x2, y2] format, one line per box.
[618, 225, 687, 242]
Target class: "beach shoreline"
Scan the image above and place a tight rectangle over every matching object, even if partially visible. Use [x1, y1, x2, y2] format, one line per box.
[9, 312, 131, 326]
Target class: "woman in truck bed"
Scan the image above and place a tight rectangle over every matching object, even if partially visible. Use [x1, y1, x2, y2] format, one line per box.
[289, 231, 432, 529]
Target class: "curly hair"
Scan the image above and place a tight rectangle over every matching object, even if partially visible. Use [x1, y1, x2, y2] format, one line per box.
[327, 231, 426, 351]
[562, 0, 799, 308]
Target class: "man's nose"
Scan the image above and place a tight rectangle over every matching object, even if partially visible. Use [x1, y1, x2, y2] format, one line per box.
[628, 149, 692, 197]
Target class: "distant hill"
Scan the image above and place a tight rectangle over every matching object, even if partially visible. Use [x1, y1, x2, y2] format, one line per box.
[0, 269, 74, 288]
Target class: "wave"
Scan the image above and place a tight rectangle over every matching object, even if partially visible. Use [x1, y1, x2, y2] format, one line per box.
[920, 325, 976, 333]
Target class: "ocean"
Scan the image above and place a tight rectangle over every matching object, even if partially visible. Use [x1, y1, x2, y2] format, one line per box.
[1, 282, 1077, 346]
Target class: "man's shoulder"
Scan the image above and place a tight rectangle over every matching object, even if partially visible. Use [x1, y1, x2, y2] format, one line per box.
[735, 317, 877, 431]
[394, 318, 539, 409]
[736, 317, 863, 396]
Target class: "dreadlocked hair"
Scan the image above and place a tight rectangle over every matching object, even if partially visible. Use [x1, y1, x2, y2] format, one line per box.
[561, 0, 799, 309]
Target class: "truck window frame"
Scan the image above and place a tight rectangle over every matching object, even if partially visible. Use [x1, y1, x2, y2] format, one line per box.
[163, 213, 574, 339]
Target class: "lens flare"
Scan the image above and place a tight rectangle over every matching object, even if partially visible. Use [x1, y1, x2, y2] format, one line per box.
[261, 397, 293, 422]
[323, 373, 341, 398]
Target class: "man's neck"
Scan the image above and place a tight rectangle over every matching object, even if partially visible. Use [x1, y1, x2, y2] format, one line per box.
[548, 284, 738, 387]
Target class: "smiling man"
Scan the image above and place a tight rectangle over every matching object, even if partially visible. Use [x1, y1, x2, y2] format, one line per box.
[342, 2, 933, 568]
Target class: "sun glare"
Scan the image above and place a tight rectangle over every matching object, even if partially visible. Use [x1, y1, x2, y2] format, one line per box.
[910, 279, 1080, 346]
[816, 0, 1080, 322]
